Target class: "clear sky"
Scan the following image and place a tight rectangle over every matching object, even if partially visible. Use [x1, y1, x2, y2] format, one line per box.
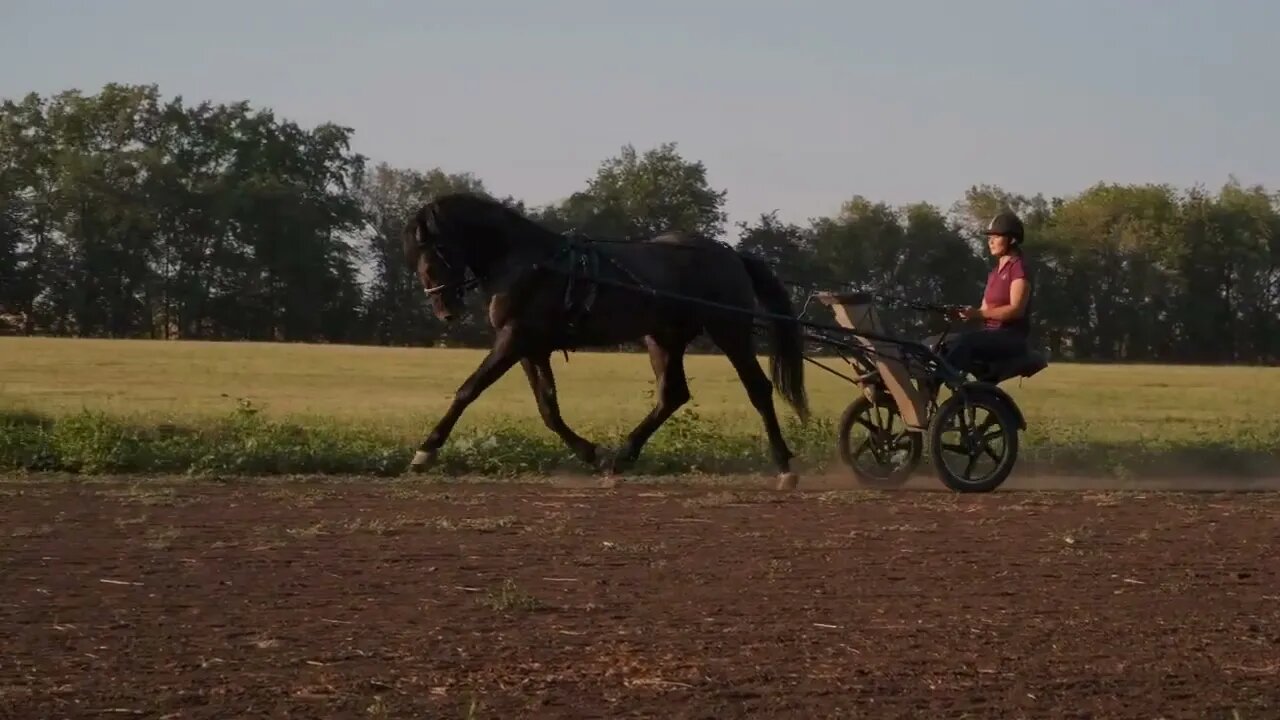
[2, 0, 1276, 231]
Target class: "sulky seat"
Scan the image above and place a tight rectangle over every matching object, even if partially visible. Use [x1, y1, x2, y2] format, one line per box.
[973, 349, 1049, 384]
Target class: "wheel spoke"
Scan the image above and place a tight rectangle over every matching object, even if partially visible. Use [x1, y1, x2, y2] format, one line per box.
[872, 405, 891, 431]
[927, 391, 1020, 492]
[854, 437, 905, 479]
[840, 396, 921, 487]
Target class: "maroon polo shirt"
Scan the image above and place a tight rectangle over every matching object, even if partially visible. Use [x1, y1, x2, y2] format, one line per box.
[982, 255, 1030, 334]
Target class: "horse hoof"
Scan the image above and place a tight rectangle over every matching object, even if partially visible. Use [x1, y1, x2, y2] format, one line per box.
[408, 450, 437, 473]
[776, 471, 799, 491]
[594, 452, 614, 473]
[596, 449, 630, 476]
[599, 475, 620, 490]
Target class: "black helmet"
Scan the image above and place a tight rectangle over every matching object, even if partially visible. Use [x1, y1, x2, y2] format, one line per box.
[984, 210, 1025, 245]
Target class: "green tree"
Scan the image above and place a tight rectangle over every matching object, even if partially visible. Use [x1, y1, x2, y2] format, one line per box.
[4, 82, 1278, 364]
[540, 142, 728, 240]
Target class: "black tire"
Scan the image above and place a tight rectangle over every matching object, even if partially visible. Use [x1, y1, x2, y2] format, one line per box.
[837, 394, 923, 488]
[927, 388, 1020, 493]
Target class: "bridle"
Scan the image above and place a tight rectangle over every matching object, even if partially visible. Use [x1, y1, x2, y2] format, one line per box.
[416, 227, 481, 299]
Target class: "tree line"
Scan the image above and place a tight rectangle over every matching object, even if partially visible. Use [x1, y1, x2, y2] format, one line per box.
[2, 84, 1277, 363]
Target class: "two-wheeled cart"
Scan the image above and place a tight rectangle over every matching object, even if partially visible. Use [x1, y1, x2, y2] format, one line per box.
[799, 291, 1048, 493]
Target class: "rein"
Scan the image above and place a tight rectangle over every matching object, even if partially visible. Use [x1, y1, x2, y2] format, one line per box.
[420, 227, 650, 303]
[418, 224, 813, 325]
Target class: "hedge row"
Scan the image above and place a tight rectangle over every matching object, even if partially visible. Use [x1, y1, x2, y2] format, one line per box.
[1, 406, 1276, 482]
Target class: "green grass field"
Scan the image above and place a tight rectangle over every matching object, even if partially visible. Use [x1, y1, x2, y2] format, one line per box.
[2, 336, 1278, 479]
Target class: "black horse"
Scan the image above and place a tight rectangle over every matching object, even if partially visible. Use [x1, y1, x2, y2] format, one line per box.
[402, 192, 810, 488]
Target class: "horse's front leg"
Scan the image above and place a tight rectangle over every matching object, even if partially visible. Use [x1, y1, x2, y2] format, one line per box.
[410, 326, 521, 472]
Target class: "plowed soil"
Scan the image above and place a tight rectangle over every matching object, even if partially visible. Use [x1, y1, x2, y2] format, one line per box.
[2, 475, 1278, 719]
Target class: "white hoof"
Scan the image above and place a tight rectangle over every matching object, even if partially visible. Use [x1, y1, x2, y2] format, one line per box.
[776, 472, 799, 491]
[408, 450, 436, 473]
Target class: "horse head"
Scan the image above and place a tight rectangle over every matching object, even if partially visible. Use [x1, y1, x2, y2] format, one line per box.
[403, 192, 528, 321]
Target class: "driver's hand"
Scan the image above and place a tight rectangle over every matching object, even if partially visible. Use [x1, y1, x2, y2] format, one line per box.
[955, 306, 980, 321]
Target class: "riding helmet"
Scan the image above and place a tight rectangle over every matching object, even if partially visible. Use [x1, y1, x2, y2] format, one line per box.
[984, 210, 1025, 246]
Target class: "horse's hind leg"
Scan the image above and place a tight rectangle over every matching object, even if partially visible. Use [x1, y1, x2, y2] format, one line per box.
[410, 327, 521, 472]
[708, 322, 798, 489]
[521, 353, 598, 466]
[604, 335, 691, 476]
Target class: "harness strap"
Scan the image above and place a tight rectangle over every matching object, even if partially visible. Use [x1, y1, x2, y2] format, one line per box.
[424, 228, 652, 352]
[559, 237, 606, 348]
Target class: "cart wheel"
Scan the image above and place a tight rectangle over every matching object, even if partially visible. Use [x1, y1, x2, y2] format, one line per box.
[927, 388, 1019, 493]
[837, 395, 922, 488]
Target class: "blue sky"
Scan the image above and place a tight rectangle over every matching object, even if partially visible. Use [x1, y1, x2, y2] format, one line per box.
[2, 0, 1276, 231]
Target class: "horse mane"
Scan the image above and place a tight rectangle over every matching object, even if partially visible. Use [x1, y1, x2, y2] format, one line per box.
[429, 192, 563, 246]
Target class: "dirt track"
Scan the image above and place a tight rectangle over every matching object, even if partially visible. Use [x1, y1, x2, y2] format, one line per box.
[2, 475, 1278, 719]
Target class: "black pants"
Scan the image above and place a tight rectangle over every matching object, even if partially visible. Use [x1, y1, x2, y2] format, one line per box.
[926, 327, 1028, 378]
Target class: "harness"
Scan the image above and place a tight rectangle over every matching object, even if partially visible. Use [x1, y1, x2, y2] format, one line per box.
[543, 231, 654, 348]
[418, 227, 653, 348]
[558, 233, 600, 342]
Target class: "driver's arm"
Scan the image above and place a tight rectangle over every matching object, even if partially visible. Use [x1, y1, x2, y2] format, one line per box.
[981, 278, 1029, 321]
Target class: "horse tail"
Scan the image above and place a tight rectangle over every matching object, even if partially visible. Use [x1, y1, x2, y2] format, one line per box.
[738, 252, 810, 423]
